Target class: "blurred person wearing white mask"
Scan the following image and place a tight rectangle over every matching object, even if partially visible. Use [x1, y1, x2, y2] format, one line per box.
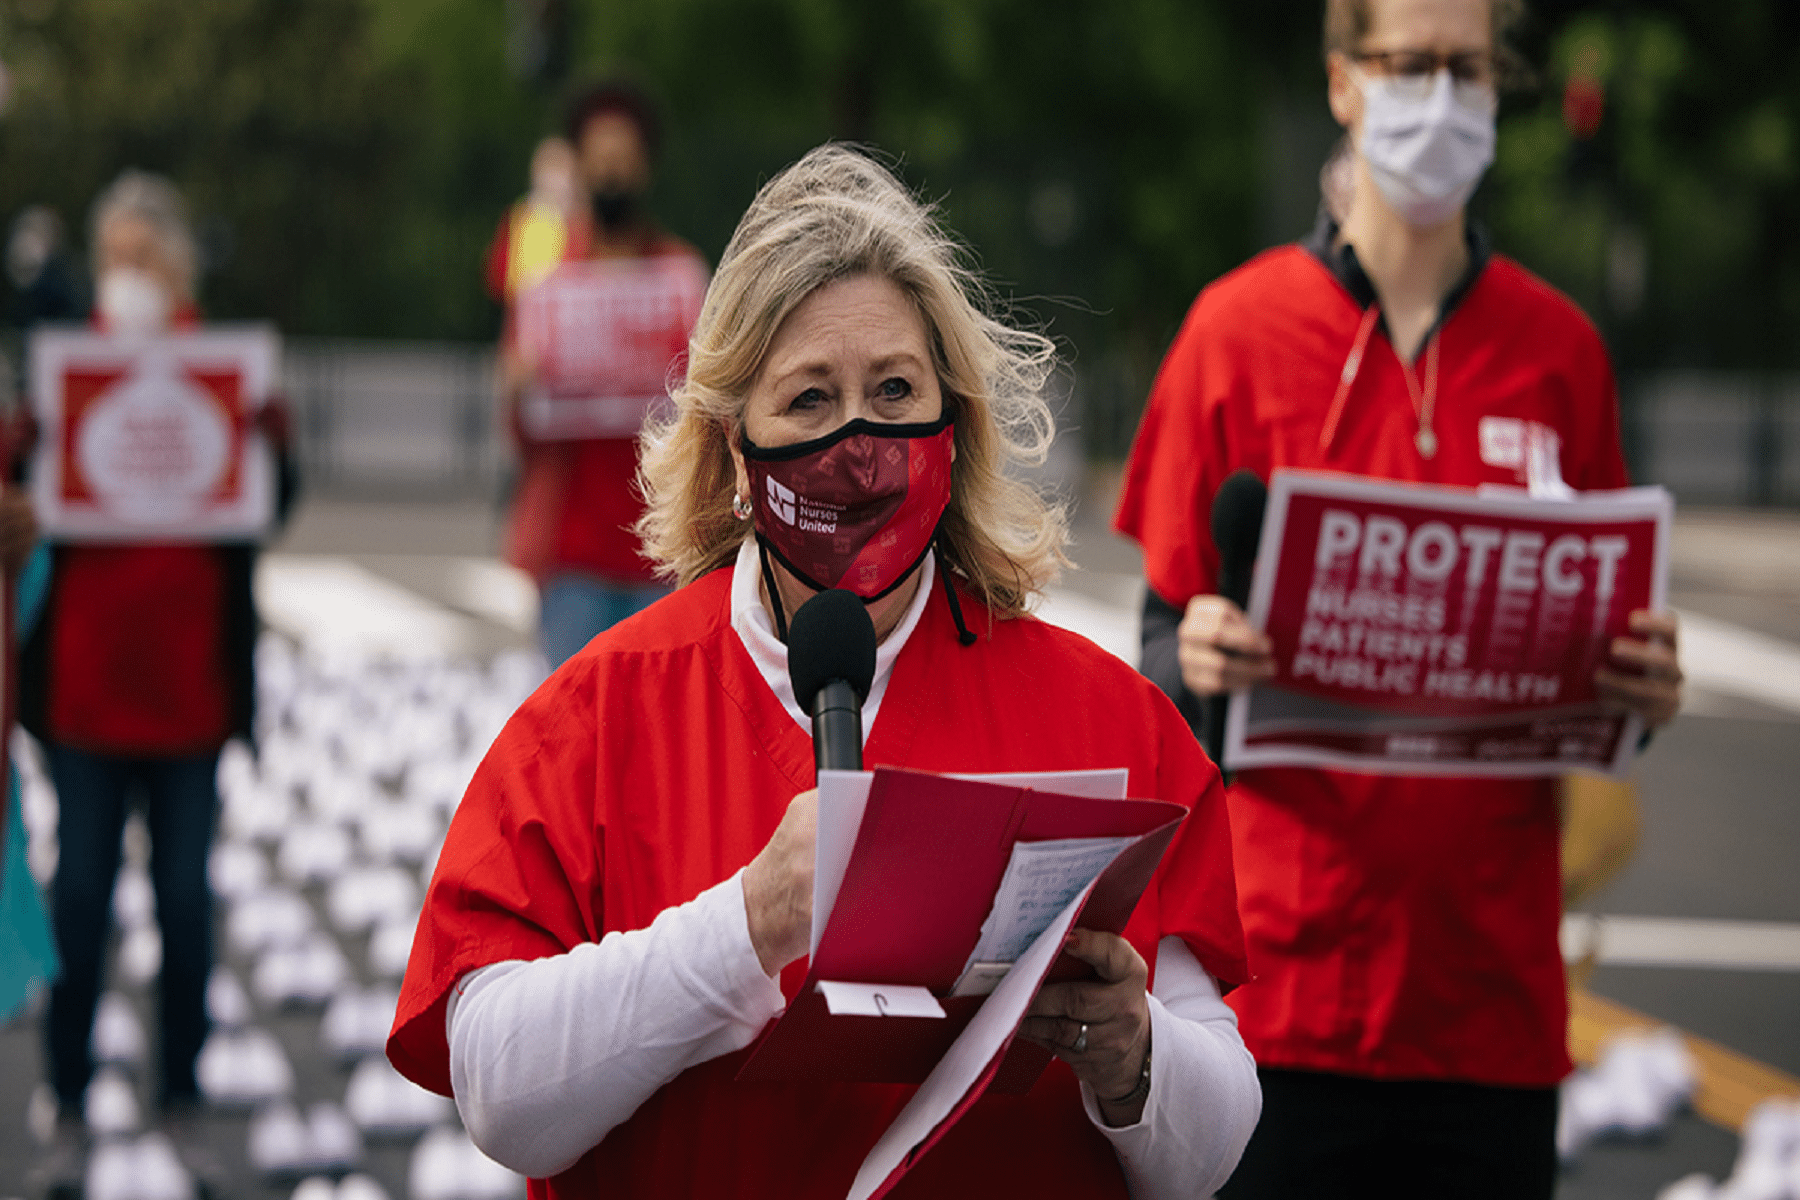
[21, 170, 298, 1196]
[92, 174, 194, 336]
[1114, 1, 1683, 1196]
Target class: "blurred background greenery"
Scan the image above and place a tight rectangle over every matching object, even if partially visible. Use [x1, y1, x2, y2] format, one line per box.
[0, 0, 1794, 463]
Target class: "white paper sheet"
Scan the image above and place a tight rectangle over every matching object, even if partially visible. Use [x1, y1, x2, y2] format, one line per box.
[846, 881, 1098, 1200]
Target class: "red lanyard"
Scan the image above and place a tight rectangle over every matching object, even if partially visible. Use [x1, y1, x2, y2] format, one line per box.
[1318, 304, 1440, 460]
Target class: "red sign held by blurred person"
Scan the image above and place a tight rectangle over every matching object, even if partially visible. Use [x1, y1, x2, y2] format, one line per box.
[512, 255, 707, 441]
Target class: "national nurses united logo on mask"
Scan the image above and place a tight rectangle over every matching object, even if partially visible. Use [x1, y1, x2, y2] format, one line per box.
[766, 476, 797, 525]
[742, 415, 954, 600]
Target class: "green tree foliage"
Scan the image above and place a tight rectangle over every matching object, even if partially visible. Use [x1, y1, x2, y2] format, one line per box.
[574, 0, 1316, 455]
[1493, 0, 1799, 370]
[0, 0, 535, 338]
[1, 0, 1794, 452]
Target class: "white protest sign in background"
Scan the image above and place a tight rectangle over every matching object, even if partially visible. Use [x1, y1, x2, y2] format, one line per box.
[30, 326, 278, 541]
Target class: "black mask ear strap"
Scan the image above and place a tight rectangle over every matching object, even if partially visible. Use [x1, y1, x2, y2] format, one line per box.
[756, 536, 791, 643]
[936, 540, 977, 647]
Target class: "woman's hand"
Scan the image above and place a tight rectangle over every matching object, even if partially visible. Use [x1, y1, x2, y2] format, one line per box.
[1595, 609, 1683, 729]
[1178, 595, 1275, 697]
[0, 488, 37, 574]
[499, 343, 538, 401]
[741, 789, 818, 976]
[1019, 929, 1152, 1126]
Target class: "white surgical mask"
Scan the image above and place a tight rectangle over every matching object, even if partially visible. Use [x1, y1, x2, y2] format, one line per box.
[1357, 68, 1496, 227]
[97, 267, 173, 337]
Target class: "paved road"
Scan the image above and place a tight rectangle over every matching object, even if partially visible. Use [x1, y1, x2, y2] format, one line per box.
[4, 494, 1795, 1200]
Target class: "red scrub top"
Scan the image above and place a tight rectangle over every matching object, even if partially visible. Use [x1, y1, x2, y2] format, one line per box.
[47, 305, 234, 754]
[1115, 239, 1629, 1088]
[49, 543, 231, 753]
[389, 567, 1245, 1199]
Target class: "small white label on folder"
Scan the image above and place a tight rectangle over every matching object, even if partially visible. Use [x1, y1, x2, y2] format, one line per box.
[816, 981, 947, 1019]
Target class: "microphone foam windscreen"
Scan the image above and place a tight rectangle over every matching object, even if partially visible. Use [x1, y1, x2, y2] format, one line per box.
[1211, 470, 1269, 568]
[787, 589, 878, 710]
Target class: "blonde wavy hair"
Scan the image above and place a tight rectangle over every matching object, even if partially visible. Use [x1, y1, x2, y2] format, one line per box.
[91, 170, 198, 301]
[636, 144, 1069, 617]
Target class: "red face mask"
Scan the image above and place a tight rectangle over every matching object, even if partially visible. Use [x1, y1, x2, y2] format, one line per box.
[741, 415, 954, 600]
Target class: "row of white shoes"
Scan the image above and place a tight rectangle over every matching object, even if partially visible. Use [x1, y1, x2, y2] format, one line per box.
[293, 1174, 392, 1200]
[409, 1126, 526, 1200]
[104, 864, 202, 988]
[196, 1027, 296, 1106]
[344, 1055, 455, 1136]
[1558, 1026, 1699, 1159]
[69, 1057, 499, 1198]
[59, 1103, 516, 1200]
[249, 1100, 364, 1179]
[253, 934, 351, 1006]
[85, 1133, 195, 1200]
[1659, 1098, 1800, 1200]
[222, 885, 417, 993]
[322, 987, 402, 1062]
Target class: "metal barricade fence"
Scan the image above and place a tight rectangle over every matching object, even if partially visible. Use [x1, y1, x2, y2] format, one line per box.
[280, 337, 1797, 510]
[284, 338, 504, 498]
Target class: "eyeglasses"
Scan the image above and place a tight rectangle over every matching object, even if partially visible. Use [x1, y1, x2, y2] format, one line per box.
[1349, 48, 1495, 100]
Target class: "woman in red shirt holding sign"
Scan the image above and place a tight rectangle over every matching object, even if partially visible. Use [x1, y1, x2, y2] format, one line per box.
[1114, 0, 1682, 1195]
[389, 145, 1261, 1199]
[498, 82, 709, 667]
[20, 171, 296, 1183]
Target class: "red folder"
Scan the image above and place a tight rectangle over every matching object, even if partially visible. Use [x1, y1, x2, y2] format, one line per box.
[737, 767, 1185, 1091]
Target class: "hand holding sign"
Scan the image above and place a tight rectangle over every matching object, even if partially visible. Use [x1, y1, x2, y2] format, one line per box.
[1596, 610, 1683, 729]
[0, 488, 35, 573]
[1178, 595, 1274, 696]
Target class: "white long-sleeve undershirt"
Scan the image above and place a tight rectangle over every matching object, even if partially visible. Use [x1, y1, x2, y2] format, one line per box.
[447, 871, 1259, 1194]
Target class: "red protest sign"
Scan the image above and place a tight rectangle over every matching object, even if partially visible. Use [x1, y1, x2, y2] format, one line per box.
[30, 327, 278, 541]
[512, 255, 707, 441]
[1228, 470, 1671, 777]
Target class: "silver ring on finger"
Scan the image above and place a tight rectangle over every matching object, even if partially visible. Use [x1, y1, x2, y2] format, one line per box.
[1072, 1023, 1088, 1054]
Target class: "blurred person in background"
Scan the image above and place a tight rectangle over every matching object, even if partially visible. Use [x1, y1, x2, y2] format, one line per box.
[7, 206, 87, 331]
[483, 136, 580, 306]
[499, 80, 708, 667]
[1, 481, 57, 1026]
[1114, 0, 1684, 1195]
[18, 169, 298, 1192]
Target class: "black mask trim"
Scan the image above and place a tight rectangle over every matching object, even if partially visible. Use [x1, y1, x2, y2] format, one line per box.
[756, 536, 791, 644]
[590, 188, 640, 232]
[755, 525, 936, 607]
[935, 539, 978, 646]
[739, 413, 953, 464]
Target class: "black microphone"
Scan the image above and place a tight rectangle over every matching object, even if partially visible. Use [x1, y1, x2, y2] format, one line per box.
[787, 589, 878, 774]
[1203, 470, 1268, 771]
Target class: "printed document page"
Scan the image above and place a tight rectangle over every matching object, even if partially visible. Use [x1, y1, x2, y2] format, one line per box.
[811, 768, 1127, 958]
[953, 836, 1133, 995]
